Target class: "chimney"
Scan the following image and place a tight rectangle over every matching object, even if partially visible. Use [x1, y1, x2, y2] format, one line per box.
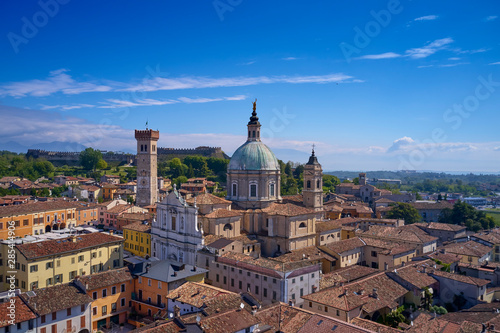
[440, 248, 446, 254]
[423, 266, 426, 273]
[109, 230, 113, 235]
[372, 288, 378, 299]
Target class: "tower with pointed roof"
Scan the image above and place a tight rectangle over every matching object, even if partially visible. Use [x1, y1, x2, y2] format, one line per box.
[135, 128, 159, 206]
[302, 147, 323, 211]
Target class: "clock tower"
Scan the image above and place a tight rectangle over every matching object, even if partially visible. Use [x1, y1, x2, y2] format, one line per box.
[135, 128, 159, 206]
[302, 147, 323, 211]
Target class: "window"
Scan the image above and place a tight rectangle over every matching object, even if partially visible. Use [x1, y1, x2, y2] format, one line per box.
[309, 302, 312, 307]
[138, 276, 142, 284]
[273, 278, 276, 284]
[300, 288, 304, 297]
[239, 281, 242, 289]
[264, 288, 267, 297]
[255, 286, 259, 294]
[121, 283, 125, 292]
[54, 274, 62, 283]
[69, 271, 77, 280]
[46, 278, 53, 286]
[223, 223, 232, 231]
[41, 315, 46, 323]
[307, 180, 311, 188]
[93, 307, 97, 316]
[300, 276, 303, 282]
[71, 257, 75, 264]
[102, 289, 107, 298]
[325, 306, 328, 313]
[273, 291, 277, 300]
[30, 282, 38, 290]
[102, 305, 107, 315]
[52, 312, 56, 320]
[171, 216, 176, 230]
[216, 274, 219, 282]
[92, 292, 97, 300]
[23, 219, 28, 226]
[231, 279, 234, 287]
[111, 302, 117, 312]
[158, 281, 162, 289]
[292, 293, 295, 299]
[336, 310, 340, 316]
[67, 308, 71, 316]
[121, 298, 125, 307]
[232, 183, 237, 197]
[78, 255, 84, 262]
[292, 278, 295, 283]
[270, 183, 275, 196]
[299, 222, 306, 228]
[148, 279, 152, 286]
[112, 286, 116, 294]
[51, 324, 56, 333]
[317, 180, 320, 188]
[30, 265, 38, 272]
[321, 236, 324, 241]
[223, 276, 227, 284]
[81, 304, 85, 312]
[250, 184, 257, 197]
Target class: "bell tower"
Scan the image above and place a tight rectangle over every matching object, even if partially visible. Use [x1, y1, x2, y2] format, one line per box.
[302, 147, 323, 211]
[135, 128, 159, 206]
[247, 99, 261, 142]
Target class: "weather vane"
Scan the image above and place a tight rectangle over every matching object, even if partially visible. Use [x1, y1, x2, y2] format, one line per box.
[252, 98, 257, 112]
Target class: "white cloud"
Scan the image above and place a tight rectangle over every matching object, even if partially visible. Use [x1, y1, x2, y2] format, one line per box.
[489, 62, 500, 65]
[39, 104, 95, 111]
[241, 61, 256, 65]
[448, 57, 461, 61]
[98, 98, 178, 109]
[387, 136, 415, 153]
[356, 38, 454, 61]
[414, 15, 439, 21]
[485, 15, 498, 21]
[455, 48, 489, 54]
[0, 69, 112, 98]
[282, 57, 299, 61]
[495, 147, 500, 151]
[405, 38, 454, 59]
[355, 52, 402, 60]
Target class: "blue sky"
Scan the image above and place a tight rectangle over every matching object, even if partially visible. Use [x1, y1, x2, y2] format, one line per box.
[0, 0, 499, 172]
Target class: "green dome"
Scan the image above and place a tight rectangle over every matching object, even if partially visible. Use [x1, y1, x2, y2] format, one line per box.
[228, 141, 280, 171]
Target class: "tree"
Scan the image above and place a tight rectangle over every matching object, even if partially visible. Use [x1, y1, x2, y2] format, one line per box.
[79, 148, 103, 171]
[386, 202, 421, 224]
[352, 177, 359, 185]
[96, 159, 108, 170]
[385, 306, 407, 328]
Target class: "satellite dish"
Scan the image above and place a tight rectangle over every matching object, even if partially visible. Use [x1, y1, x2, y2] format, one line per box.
[169, 313, 173, 318]
[240, 303, 244, 309]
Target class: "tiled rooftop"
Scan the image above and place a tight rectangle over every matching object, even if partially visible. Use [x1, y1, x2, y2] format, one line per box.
[123, 221, 151, 232]
[198, 308, 260, 333]
[16, 232, 123, 260]
[204, 208, 242, 218]
[263, 202, 316, 216]
[430, 269, 490, 286]
[320, 237, 365, 254]
[165, 282, 233, 308]
[0, 296, 37, 327]
[358, 225, 438, 244]
[77, 267, 132, 290]
[20, 282, 93, 316]
[273, 246, 336, 263]
[186, 193, 232, 205]
[320, 265, 379, 289]
[410, 201, 454, 210]
[0, 200, 78, 218]
[443, 241, 492, 258]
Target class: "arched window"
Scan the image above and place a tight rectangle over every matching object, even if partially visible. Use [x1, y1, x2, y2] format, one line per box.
[141, 145, 144, 152]
[307, 180, 311, 189]
[250, 184, 257, 197]
[223, 223, 232, 231]
[232, 183, 237, 197]
[270, 183, 275, 197]
[252, 131, 256, 138]
[317, 180, 320, 189]
[299, 222, 306, 228]
[145, 145, 148, 152]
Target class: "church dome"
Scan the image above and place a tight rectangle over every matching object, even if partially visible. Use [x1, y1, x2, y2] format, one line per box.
[228, 141, 280, 171]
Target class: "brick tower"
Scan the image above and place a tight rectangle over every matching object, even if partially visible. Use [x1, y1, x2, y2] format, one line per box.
[135, 129, 159, 206]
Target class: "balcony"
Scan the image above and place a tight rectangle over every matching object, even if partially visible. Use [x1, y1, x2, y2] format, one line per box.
[131, 294, 165, 309]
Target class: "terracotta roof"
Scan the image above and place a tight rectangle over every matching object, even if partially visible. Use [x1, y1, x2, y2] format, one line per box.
[374, 198, 396, 203]
[20, 282, 93, 316]
[303, 272, 409, 314]
[165, 282, 233, 308]
[426, 251, 462, 264]
[361, 237, 416, 256]
[77, 267, 132, 290]
[263, 202, 316, 216]
[426, 222, 466, 232]
[273, 246, 336, 263]
[0, 296, 37, 327]
[473, 232, 500, 245]
[16, 233, 123, 260]
[229, 234, 259, 245]
[255, 303, 372, 333]
[358, 225, 438, 244]
[320, 237, 365, 255]
[407, 313, 481, 333]
[281, 194, 304, 206]
[118, 212, 153, 221]
[206, 237, 234, 249]
[198, 308, 260, 333]
[388, 264, 437, 289]
[411, 201, 454, 210]
[204, 208, 242, 218]
[186, 193, 232, 205]
[351, 318, 400, 333]
[315, 220, 344, 233]
[123, 221, 151, 232]
[0, 200, 78, 218]
[443, 241, 492, 258]
[320, 266, 379, 289]
[106, 204, 131, 214]
[218, 251, 318, 275]
[430, 269, 490, 286]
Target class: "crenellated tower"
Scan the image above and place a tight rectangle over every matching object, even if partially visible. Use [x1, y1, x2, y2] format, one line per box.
[135, 129, 159, 206]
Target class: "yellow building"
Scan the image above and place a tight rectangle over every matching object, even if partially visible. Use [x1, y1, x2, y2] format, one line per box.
[75, 267, 133, 331]
[123, 222, 151, 257]
[0, 232, 124, 292]
[0, 201, 78, 240]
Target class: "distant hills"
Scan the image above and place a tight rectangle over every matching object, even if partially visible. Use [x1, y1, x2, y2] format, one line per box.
[0, 141, 87, 154]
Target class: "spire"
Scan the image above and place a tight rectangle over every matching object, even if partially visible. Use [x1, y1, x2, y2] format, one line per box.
[248, 99, 260, 125]
[307, 144, 319, 165]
